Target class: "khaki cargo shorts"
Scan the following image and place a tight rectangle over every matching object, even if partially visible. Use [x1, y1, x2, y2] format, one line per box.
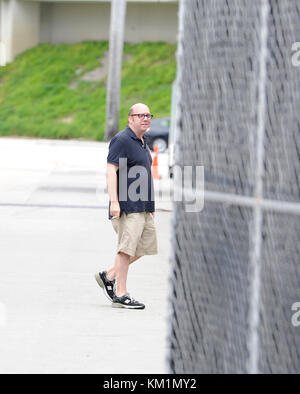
[111, 212, 158, 257]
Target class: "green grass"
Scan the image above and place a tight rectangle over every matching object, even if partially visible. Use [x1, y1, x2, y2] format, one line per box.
[0, 41, 176, 141]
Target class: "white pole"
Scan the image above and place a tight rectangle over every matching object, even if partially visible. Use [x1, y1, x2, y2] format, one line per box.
[247, 0, 270, 375]
[0, 41, 6, 66]
[104, 0, 127, 141]
[0, 0, 6, 66]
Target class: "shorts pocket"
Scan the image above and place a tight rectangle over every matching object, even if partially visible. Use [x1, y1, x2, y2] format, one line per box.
[111, 218, 119, 233]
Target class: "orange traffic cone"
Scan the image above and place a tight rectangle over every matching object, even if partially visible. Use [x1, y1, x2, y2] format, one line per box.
[152, 144, 161, 179]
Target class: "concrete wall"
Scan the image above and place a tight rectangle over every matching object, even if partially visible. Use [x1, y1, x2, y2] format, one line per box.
[40, 1, 178, 45]
[125, 2, 178, 43]
[40, 2, 110, 44]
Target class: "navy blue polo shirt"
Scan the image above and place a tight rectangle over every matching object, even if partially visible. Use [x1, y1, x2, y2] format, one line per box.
[107, 126, 155, 219]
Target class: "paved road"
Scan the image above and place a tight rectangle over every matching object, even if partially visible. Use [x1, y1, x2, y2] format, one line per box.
[0, 137, 172, 374]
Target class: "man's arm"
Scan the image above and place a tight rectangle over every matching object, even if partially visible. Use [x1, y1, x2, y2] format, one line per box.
[107, 163, 121, 219]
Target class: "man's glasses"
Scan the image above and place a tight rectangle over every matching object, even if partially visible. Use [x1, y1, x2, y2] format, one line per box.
[130, 113, 154, 120]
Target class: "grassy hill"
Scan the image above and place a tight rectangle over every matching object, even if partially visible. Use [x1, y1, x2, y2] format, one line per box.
[0, 41, 176, 140]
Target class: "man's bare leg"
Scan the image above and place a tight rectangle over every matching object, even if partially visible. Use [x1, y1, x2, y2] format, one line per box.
[106, 254, 141, 282]
[113, 252, 133, 297]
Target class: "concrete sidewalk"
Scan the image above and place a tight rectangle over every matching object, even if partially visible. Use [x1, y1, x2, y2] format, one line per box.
[0, 137, 172, 374]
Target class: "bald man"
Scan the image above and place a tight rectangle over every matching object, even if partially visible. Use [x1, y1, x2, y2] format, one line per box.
[95, 103, 158, 309]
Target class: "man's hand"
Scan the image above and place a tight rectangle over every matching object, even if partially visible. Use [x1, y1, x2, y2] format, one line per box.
[107, 163, 120, 219]
[151, 212, 155, 218]
[110, 201, 121, 219]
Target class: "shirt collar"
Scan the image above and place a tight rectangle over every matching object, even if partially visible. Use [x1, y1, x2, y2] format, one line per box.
[127, 126, 146, 142]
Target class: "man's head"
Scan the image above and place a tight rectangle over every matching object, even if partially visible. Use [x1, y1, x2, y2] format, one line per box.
[128, 103, 152, 135]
